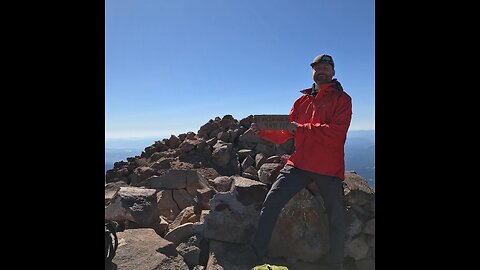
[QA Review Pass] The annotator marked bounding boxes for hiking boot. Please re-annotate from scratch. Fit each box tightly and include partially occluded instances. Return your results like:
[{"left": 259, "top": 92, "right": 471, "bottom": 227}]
[{"left": 251, "top": 264, "right": 289, "bottom": 270}]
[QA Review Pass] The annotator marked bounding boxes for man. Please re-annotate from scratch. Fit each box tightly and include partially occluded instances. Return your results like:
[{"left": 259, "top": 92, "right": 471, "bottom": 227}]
[{"left": 249, "top": 54, "right": 352, "bottom": 270}]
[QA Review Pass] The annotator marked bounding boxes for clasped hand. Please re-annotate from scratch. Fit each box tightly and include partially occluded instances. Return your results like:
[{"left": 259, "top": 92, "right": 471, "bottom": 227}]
[{"left": 286, "top": 121, "right": 298, "bottom": 134}]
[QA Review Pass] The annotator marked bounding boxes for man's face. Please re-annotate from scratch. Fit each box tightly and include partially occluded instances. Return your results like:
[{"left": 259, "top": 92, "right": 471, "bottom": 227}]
[{"left": 311, "top": 62, "right": 334, "bottom": 85}]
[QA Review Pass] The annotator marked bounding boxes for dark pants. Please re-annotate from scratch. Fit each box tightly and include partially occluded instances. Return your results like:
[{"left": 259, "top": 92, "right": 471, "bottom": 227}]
[{"left": 251, "top": 165, "right": 346, "bottom": 264}]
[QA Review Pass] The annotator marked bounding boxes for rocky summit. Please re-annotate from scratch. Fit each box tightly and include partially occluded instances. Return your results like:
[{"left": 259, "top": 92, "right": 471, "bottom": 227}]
[{"left": 105, "top": 114, "right": 375, "bottom": 270}]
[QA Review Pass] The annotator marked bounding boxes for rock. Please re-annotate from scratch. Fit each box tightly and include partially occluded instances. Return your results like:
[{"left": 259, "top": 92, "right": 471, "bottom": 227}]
[
  {"left": 164, "top": 222, "right": 195, "bottom": 245},
  {"left": 210, "top": 176, "right": 234, "bottom": 192},
  {"left": 268, "top": 189, "right": 330, "bottom": 262},
  {"left": 105, "top": 187, "right": 159, "bottom": 227},
  {"left": 204, "top": 192, "right": 261, "bottom": 244},
  {"left": 346, "top": 234, "right": 369, "bottom": 260},
  {"left": 363, "top": 218, "right": 375, "bottom": 235},
  {"left": 258, "top": 163, "right": 284, "bottom": 184},
  {"left": 113, "top": 228, "right": 188, "bottom": 270}
]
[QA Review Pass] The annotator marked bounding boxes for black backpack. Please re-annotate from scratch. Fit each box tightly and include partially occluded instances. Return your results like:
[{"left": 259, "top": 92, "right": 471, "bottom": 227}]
[{"left": 105, "top": 220, "right": 118, "bottom": 269}]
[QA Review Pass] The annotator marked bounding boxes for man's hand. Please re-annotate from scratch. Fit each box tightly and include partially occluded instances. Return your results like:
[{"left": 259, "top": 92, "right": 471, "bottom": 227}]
[
  {"left": 250, "top": 123, "right": 259, "bottom": 134},
  {"left": 286, "top": 121, "right": 298, "bottom": 134}
]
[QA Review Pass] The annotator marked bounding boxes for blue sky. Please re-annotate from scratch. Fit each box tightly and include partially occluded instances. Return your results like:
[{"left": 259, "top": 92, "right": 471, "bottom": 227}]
[{"left": 105, "top": 0, "right": 375, "bottom": 145}]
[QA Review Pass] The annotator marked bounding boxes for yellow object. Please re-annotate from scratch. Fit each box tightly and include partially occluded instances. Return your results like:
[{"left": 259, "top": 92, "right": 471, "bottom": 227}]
[{"left": 251, "top": 264, "right": 289, "bottom": 270}]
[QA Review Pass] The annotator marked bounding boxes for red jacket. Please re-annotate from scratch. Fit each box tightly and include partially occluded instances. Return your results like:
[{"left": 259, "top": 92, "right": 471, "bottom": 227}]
[{"left": 257, "top": 80, "right": 352, "bottom": 180}]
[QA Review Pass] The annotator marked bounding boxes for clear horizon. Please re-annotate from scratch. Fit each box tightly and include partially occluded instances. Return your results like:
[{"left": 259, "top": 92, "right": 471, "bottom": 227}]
[
  {"left": 105, "top": 128, "right": 375, "bottom": 141},
  {"left": 106, "top": 0, "right": 375, "bottom": 139},
  {"left": 105, "top": 129, "right": 374, "bottom": 149}
]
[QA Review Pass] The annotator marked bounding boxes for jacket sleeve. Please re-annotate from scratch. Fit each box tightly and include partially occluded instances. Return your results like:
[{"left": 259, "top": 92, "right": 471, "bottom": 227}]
[{"left": 296, "top": 94, "right": 352, "bottom": 143}]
